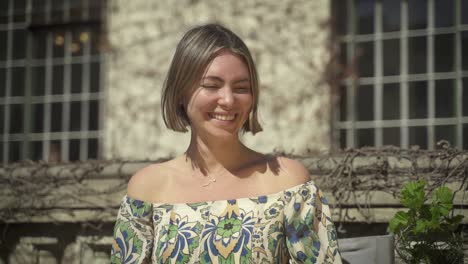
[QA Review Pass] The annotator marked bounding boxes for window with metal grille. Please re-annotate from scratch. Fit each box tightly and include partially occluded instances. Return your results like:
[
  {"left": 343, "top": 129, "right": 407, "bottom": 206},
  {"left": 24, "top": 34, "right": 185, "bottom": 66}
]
[
  {"left": 0, "top": 0, "right": 106, "bottom": 164},
  {"left": 333, "top": 0, "right": 468, "bottom": 150}
]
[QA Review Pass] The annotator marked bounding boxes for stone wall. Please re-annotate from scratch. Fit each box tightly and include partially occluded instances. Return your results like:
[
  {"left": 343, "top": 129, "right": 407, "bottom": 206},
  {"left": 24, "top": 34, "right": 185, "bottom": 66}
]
[
  {"left": 1, "top": 148, "right": 467, "bottom": 263},
  {"left": 104, "top": 0, "right": 332, "bottom": 159}
]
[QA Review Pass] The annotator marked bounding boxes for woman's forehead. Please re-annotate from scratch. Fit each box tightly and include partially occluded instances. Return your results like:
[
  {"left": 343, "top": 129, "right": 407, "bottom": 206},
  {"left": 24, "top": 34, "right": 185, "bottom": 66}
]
[{"left": 202, "top": 51, "right": 249, "bottom": 78}]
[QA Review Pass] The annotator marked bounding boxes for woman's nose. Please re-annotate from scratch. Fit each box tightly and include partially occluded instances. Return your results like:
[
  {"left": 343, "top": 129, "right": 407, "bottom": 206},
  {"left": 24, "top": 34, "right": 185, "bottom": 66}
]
[{"left": 218, "top": 87, "right": 234, "bottom": 107}]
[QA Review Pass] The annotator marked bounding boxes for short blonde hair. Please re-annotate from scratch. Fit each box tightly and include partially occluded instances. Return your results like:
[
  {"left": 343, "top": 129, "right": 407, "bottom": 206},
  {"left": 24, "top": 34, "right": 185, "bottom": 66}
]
[{"left": 161, "top": 23, "right": 262, "bottom": 134}]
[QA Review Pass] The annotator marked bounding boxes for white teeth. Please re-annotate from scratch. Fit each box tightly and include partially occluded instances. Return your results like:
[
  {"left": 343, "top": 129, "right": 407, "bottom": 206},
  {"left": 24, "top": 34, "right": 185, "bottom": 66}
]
[{"left": 211, "top": 114, "right": 235, "bottom": 121}]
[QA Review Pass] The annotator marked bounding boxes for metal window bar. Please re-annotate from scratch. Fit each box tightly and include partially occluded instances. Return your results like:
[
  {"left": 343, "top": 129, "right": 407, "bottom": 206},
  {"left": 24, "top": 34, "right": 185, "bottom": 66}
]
[
  {"left": 427, "top": 0, "right": 435, "bottom": 149},
  {"left": 80, "top": 26, "right": 91, "bottom": 160},
  {"left": 2, "top": 0, "right": 13, "bottom": 164},
  {"left": 346, "top": 0, "right": 356, "bottom": 148},
  {"left": 455, "top": 0, "right": 463, "bottom": 148},
  {"left": 374, "top": 1, "right": 383, "bottom": 147},
  {"left": 400, "top": 0, "right": 409, "bottom": 148}
]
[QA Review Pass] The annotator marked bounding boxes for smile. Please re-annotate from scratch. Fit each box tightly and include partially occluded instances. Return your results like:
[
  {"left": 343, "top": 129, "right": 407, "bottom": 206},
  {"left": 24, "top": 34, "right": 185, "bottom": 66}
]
[{"left": 209, "top": 113, "right": 236, "bottom": 121}]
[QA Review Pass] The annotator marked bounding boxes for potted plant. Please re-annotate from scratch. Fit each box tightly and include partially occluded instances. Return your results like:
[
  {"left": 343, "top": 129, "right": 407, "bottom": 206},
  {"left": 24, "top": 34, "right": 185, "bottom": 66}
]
[{"left": 389, "top": 180, "right": 465, "bottom": 263}]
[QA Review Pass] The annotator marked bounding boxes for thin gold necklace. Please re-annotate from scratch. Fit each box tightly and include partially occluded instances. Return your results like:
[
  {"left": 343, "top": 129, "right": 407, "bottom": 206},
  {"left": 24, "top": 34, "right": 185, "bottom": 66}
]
[{"left": 194, "top": 167, "right": 226, "bottom": 187}]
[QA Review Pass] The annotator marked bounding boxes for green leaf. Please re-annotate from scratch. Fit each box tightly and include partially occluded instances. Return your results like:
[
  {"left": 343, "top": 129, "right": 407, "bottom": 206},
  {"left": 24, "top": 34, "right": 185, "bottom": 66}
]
[
  {"left": 389, "top": 211, "right": 409, "bottom": 233},
  {"left": 414, "top": 219, "right": 431, "bottom": 234},
  {"left": 432, "top": 186, "right": 453, "bottom": 216},
  {"left": 446, "top": 214, "right": 464, "bottom": 227},
  {"left": 400, "top": 180, "right": 426, "bottom": 210}
]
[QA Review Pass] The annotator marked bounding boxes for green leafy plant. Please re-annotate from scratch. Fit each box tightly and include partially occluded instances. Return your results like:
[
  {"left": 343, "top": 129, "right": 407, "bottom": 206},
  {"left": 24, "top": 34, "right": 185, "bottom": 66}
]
[{"left": 389, "top": 180, "right": 464, "bottom": 264}]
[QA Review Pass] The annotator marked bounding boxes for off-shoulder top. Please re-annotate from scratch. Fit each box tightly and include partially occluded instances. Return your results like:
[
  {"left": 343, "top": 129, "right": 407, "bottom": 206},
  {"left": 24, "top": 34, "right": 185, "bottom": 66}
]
[{"left": 111, "top": 180, "right": 342, "bottom": 263}]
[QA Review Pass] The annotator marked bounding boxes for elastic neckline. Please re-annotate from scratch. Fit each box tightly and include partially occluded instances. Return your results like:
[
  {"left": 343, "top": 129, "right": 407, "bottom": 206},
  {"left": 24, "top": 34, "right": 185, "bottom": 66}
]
[{"left": 125, "top": 179, "right": 315, "bottom": 207}]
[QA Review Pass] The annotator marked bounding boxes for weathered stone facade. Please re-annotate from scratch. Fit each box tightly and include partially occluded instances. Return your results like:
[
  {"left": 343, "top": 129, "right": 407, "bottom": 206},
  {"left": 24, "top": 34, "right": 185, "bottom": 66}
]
[
  {"left": 1, "top": 149, "right": 467, "bottom": 263},
  {"left": 104, "top": 0, "right": 332, "bottom": 159}
]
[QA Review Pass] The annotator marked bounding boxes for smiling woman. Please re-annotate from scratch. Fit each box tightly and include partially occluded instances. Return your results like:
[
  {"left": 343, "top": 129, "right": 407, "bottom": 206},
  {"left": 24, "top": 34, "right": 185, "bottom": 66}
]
[{"left": 111, "top": 23, "right": 342, "bottom": 263}]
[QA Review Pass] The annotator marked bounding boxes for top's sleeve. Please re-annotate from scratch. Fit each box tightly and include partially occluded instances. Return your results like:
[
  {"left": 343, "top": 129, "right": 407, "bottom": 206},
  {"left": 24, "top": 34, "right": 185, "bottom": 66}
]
[
  {"left": 111, "top": 196, "right": 154, "bottom": 264},
  {"left": 284, "top": 183, "right": 342, "bottom": 264}
]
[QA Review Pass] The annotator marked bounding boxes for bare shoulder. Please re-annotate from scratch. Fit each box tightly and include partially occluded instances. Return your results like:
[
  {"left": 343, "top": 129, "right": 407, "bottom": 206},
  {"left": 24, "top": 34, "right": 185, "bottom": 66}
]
[
  {"left": 127, "top": 161, "right": 172, "bottom": 202},
  {"left": 276, "top": 156, "right": 311, "bottom": 185}
]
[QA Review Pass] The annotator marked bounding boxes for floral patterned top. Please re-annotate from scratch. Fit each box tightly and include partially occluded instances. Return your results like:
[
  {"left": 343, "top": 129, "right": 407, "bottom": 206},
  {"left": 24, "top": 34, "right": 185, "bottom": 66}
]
[{"left": 111, "top": 180, "right": 342, "bottom": 264}]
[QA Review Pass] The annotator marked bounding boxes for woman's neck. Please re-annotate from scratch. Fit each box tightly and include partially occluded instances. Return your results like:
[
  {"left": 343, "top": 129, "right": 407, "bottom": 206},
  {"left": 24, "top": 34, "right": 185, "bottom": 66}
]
[{"left": 185, "top": 134, "right": 249, "bottom": 174}]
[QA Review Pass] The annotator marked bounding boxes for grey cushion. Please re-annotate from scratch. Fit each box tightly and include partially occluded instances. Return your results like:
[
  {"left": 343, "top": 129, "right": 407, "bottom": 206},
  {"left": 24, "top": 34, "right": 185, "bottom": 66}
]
[{"left": 338, "top": 235, "right": 394, "bottom": 264}]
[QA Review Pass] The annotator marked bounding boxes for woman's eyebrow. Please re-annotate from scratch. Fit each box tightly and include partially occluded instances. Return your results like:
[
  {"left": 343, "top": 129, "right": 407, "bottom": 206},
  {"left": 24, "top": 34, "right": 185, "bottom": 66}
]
[
  {"left": 201, "top": 76, "right": 223, "bottom": 82},
  {"left": 233, "top": 78, "right": 250, "bottom": 84},
  {"left": 201, "top": 76, "right": 250, "bottom": 84}
]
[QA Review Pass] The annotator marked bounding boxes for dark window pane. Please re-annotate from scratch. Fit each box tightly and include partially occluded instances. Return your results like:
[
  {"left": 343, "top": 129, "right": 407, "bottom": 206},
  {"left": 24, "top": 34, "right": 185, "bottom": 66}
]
[
  {"left": 340, "top": 129, "right": 346, "bottom": 149},
  {"left": 435, "top": 125, "right": 456, "bottom": 147},
  {"left": 11, "top": 67, "right": 25, "bottom": 96},
  {"left": 462, "top": 31, "right": 468, "bottom": 71},
  {"left": 383, "top": 83, "right": 400, "bottom": 120},
  {"left": 383, "top": 39, "right": 400, "bottom": 76},
  {"left": 71, "top": 30, "right": 85, "bottom": 57},
  {"left": 434, "top": 34, "right": 454, "bottom": 73},
  {"left": 33, "top": 31, "right": 47, "bottom": 59},
  {"left": 356, "top": 41, "right": 374, "bottom": 77},
  {"left": 356, "top": 0, "right": 374, "bottom": 35},
  {"left": 30, "top": 141, "right": 42, "bottom": 161},
  {"left": 435, "top": 79, "right": 455, "bottom": 118},
  {"left": 339, "top": 85, "right": 347, "bottom": 121},
  {"left": 70, "top": 0, "right": 84, "bottom": 22},
  {"left": 90, "top": 62, "right": 100, "bottom": 92},
  {"left": 409, "top": 126, "right": 427, "bottom": 149},
  {"left": 409, "top": 36, "right": 427, "bottom": 74},
  {"left": 31, "top": 0, "right": 47, "bottom": 25},
  {"left": 0, "top": 1, "right": 9, "bottom": 24},
  {"left": 53, "top": 31, "right": 65, "bottom": 58},
  {"left": 31, "top": 104, "right": 44, "bottom": 133},
  {"left": 409, "top": 81, "right": 427, "bottom": 119},
  {"left": 32, "top": 66, "right": 45, "bottom": 96},
  {"left": 464, "top": 124, "right": 468, "bottom": 149},
  {"left": 0, "top": 31, "right": 7, "bottom": 61},
  {"left": 332, "top": 0, "right": 348, "bottom": 35},
  {"left": 48, "top": 140, "right": 61, "bottom": 163},
  {"left": 50, "top": 0, "right": 64, "bottom": 24},
  {"left": 408, "top": 0, "right": 427, "bottom": 30},
  {"left": 435, "top": 0, "right": 454, "bottom": 28},
  {"left": 69, "top": 139, "right": 80, "bottom": 161},
  {"left": 356, "top": 85, "right": 373, "bottom": 121},
  {"left": 51, "top": 103, "right": 62, "bottom": 132},
  {"left": 89, "top": 1, "right": 105, "bottom": 21},
  {"left": 88, "top": 138, "right": 98, "bottom": 159},
  {"left": 90, "top": 29, "right": 102, "bottom": 55},
  {"left": 12, "top": 0, "right": 26, "bottom": 23},
  {"left": 382, "top": 0, "right": 400, "bottom": 32},
  {"left": 71, "top": 63, "right": 82, "bottom": 93},
  {"left": 0, "top": 141, "right": 3, "bottom": 163},
  {"left": 0, "top": 105, "right": 3, "bottom": 132},
  {"left": 9, "top": 104, "right": 23, "bottom": 133},
  {"left": 52, "top": 64, "right": 64, "bottom": 94},
  {"left": 70, "top": 101, "right": 81, "bottom": 131},
  {"left": 0, "top": 69, "right": 5, "bottom": 97},
  {"left": 339, "top": 42, "right": 347, "bottom": 66},
  {"left": 89, "top": 100, "right": 99, "bottom": 130},
  {"left": 9, "top": 141, "right": 21, "bottom": 162},
  {"left": 463, "top": 1, "right": 468, "bottom": 25},
  {"left": 357, "top": 128, "right": 374, "bottom": 147},
  {"left": 13, "top": 30, "right": 26, "bottom": 60},
  {"left": 383, "top": 127, "right": 400, "bottom": 146},
  {"left": 464, "top": 78, "right": 468, "bottom": 116}
]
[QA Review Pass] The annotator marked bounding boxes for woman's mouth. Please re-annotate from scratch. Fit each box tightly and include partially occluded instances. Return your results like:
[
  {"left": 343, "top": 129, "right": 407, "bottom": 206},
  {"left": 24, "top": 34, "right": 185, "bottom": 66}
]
[{"left": 209, "top": 113, "right": 236, "bottom": 121}]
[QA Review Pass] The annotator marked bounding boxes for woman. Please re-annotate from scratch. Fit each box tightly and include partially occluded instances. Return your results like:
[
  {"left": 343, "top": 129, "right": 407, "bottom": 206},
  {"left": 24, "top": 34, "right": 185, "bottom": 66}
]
[{"left": 111, "top": 23, "right": 341, "bottom": 263}]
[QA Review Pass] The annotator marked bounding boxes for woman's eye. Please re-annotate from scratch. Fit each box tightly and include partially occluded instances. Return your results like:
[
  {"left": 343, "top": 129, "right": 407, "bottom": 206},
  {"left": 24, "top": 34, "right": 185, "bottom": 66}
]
[
  {"left": 201, "top": 84, "right": 219, "bottom": 89},
  {"left": 234, "top": 88, "right": 250, "bottom": 93}
]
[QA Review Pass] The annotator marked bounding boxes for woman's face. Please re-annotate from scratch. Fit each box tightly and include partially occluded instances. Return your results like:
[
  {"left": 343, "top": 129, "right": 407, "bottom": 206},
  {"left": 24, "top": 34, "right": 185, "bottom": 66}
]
[{"left": 186, "top": 50, "right": 253, "bottom": 140}]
